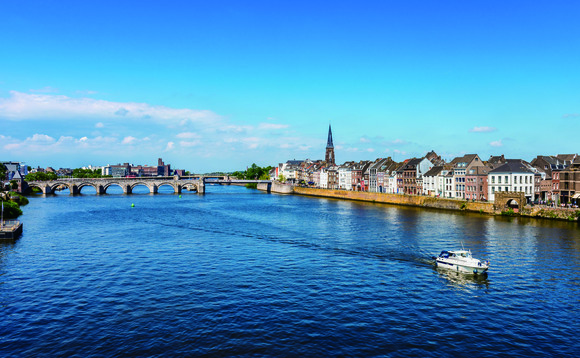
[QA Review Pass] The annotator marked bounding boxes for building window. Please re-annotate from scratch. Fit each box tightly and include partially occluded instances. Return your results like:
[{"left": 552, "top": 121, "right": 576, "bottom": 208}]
[
  {"left": 505, "top": 176, "right": 509, "bottom": 183},
  {"left": 498, "top": 176, "right": 501, "bottom": 184}
]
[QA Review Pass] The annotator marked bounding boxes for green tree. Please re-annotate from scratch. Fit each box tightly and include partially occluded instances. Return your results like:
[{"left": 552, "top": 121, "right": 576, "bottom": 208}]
[
  {"left": 0, "top": 163, "right": 6, "bottom": 181},
  {"left": 278, "top": 174, "right": 286, "bottom": 183},
  {"left": 232, "top": 164, "right": 273, "bottom": 181},
  {"left": 25, "top": 172, "right": 58, "bottom": 181},
  {"left": 1, "top": 200, "right": 22, "bottom": 219}
]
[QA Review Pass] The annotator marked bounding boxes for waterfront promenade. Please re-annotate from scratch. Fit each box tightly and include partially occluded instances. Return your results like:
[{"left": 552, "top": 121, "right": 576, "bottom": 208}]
[{"left": 288, "top": 186, "right": 580, "bottom": 221}]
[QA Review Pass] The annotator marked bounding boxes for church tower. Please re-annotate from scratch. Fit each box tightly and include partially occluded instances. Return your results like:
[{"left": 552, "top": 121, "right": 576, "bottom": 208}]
[{"left": 325, "top": 124, "right": 335, "bottom": 165}]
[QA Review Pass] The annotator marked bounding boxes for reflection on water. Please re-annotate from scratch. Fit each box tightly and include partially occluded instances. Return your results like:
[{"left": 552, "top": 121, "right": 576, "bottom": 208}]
[{"left": 434, "top": 267, "right": 490, "bottom": 291}]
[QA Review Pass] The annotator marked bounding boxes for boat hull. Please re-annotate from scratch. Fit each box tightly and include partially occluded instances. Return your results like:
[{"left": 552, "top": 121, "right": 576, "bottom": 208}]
[{"left": 436, "top": 259, "right": 489, "bottom": 275}]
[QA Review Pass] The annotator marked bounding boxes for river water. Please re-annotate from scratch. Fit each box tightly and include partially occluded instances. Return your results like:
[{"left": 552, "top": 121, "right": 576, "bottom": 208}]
[{"left": 1, "top": 185, "right": 579, "bottom": 357}]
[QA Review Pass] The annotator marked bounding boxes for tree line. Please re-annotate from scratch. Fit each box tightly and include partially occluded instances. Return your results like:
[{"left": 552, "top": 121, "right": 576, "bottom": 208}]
[{"left": 231, "top": 164, "right": 272, "bottom": 180}]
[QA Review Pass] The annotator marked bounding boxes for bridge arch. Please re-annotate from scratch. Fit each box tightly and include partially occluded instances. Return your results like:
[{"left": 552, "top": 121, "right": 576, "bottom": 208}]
[
  {"left": 103, "top": 182, "right": 130, "bottom": 194},
  {"left": 181, "top": 182, "right": 199, "bottom": 193},
  {"left": 130, "top": 182, "right": 155, "bottom": 194},
  {"left": 77, "top": 182, "right": 99, "bottom": 194},
  {"left": 156, "top": 181, "right": 179, "bottom": 193}
]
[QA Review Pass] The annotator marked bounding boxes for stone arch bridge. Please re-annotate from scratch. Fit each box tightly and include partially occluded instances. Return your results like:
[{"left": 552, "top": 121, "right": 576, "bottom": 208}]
[
  {"left": 24, "top": 176, "right": 272, "bottom": 195},
  {"left": 25, "top": 176, "right": 205, "bottom": 195}
]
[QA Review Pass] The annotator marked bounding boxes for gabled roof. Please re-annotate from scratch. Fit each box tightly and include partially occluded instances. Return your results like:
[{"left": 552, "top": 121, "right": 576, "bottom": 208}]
[
  {"left": 489, "top": 160, "right": 533, "bottom": 174},
  {"left": 286, "top": 160, "right": 304, "bottom": 166},
  {"left": 487, "top": 155, "right": 506, "bottom": 164},
  {"left": 424, "top": 166, "right": 443, "bottom": 177},
  {"left": 466, "top": 166, "right": 490, "bottom": 176},
  {"left": 451, "top": 154, "right": 480, "bottom": 168}
]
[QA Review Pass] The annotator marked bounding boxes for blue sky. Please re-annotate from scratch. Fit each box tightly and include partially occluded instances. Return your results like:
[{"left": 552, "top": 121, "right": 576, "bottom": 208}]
[{"left": 1, "top": 1, "right": 579, "bottom": 172}]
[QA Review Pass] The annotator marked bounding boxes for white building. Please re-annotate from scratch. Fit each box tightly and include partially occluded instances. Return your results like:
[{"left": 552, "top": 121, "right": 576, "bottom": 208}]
[
  {"left": 423, "top": 166, "right": 443, "bottom": 196},
  {"left": 338, "top": 164, "right": 353, "bottom": 190},
  {"left": 488, "top": 161, "right": 535, "bottom": 203}
]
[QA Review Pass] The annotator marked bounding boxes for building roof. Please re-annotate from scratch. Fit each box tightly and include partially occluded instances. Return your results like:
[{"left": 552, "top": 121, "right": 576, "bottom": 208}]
[
  {"left": 489, "top": 160, "right": 534, "bottom": 174},
  {"left": 466, "top": 166, "right": 490, "bottom": 176},
  {"left": 424, "top": 166, "right": 443, "bottom": 177},
  {"left": 450, "top": 154, "right": 480, "bottom": 168}
]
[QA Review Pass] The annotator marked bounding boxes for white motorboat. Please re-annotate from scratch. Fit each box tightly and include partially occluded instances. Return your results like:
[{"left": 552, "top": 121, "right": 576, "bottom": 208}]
[{"left": 434, "top": 250, "right": 489, "bottom": 275}]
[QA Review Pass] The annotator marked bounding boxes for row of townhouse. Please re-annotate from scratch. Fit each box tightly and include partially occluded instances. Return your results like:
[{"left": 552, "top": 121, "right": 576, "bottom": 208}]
[{"left": 274, "top": 153, "right": 580, "bottom": 204}]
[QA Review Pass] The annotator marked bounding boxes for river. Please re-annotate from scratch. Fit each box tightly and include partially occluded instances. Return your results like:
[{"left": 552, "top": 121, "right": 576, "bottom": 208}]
[{"left": 1, "top": 185, "right": 579, "bottom": 357}]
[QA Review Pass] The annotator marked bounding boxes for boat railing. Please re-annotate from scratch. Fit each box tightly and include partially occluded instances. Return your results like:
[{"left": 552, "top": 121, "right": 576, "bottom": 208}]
[{"left": 0, "top": 220, "right": 21, "bottom": 230}]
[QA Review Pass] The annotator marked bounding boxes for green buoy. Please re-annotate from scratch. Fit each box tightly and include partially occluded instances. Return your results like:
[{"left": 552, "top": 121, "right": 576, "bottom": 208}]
[
  {"left": 131, "top": 203, "right": 135, "bottom": 207},
  {"left": 179, "top": 195, "right": 182, "bottom": 198}
]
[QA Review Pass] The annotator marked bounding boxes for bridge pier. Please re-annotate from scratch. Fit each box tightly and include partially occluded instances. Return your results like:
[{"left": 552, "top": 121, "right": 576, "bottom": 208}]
[
  {"left": 96, "top": 185, "right": 105, "bottom": 195},
  {"left": 69, "top": 185, "right": 80, "bottom": 195}
]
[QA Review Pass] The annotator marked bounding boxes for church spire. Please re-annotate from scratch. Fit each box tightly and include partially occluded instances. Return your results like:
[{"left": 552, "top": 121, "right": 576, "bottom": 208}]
[
  {"left": 326, "top": 124, "right": 334, "bottom": 148},
  {"left": 325, "top": 124, "right": 335, "bottom": 165}
]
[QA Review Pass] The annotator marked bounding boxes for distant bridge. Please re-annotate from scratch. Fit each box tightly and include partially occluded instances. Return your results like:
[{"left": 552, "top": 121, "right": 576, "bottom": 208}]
[{"left": 24, "top": 176, "right": 271, "bottom": 195}]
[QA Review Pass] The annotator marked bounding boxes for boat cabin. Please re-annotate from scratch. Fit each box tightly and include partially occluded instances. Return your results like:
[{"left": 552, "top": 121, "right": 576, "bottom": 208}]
[{"left": 438, "top": 250, "right": 472, "bottom": 258}]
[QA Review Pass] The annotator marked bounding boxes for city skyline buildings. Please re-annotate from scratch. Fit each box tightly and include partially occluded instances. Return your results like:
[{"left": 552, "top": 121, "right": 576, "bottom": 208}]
[{"left": 1, "top": 1, "right": 579, "bottom": 172}]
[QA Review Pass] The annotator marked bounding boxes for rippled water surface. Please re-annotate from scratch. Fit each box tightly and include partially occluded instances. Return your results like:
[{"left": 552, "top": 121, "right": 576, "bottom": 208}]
[{"left": 1, "top": 185, "right": 579, "bottom": 357}]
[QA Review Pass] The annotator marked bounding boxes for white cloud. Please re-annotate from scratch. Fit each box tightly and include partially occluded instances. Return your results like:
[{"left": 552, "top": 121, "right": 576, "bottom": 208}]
[
  {"left": 29, "top": 134, "right": 56, "bottom": 143},
  {"left": 0, "top": 91, "right": 220, "bottom": 125},
  {"left": 95, "top": 122, "right": 104, "bottom": 128},
  {"left": 165, "top": 142, "right": 175, "bottom": 151},
  {"left": 122, "top": 136, "right": 137, "bottom": 144},
  {"left": 470, "top": 126, "right": 497, "bottom": 133},
  {"left": 490, "top": 140, "right": 503, "bottom": 147},
  {"left": 176, "top": 132, "right": 201, "bottom": 139},
  {"left": 217, "top": 124, "right": 252, "bottom": 133},
  {"left": 360, "top": 137, "right": 370, "bottom": 143},
  {"left": 367, "top": 148, "right": 375, "bottom": 152},
  {"left": 562, "top": 113, "right": 579, "bottom": 118}
]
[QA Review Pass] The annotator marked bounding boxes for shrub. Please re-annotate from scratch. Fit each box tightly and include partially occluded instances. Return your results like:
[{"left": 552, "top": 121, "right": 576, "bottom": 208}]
[
  {"left": 1, "top": 200, "right": 22, "bottom": 219},
  {"left": 501, "top": 208, "right": 516, "bottom": 216},
  {"left": 8, "top": 192, "right": 29, "bottom": 206}
]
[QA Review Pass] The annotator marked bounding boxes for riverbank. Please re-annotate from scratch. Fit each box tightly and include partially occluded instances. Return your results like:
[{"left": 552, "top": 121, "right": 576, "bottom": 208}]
[
  {"left": 290, "top": 187, "right": 579, "bottom": 222},
  {"left": 293, "top": 187, "right": 494, "bottom": 213}
]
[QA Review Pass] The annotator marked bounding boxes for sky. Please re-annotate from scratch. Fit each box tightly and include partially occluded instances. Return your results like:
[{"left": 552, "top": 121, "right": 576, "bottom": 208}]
[{"left": 1, "top": 1, "right": 579, "bottom": 172}]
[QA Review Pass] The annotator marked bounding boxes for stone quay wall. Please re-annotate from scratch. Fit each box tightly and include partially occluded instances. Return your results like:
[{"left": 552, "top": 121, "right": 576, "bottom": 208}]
[
  {"left": 257, "top": 182, "right": 294, "bottom": 194},
  {"left": 293, "top": 187, "right": 495, "bottom": 214}
]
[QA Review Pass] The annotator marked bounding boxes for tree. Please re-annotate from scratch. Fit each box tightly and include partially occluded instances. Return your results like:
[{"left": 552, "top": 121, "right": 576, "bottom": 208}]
[
  {"left": 25, "top": 172, "right": 58, "bottom": 181},
  {"left": 1, "top": 200, "right": 22, "bottom": 219},
  {"left": 0, "top": 163, "right": 6, "bottom": 181},
  {"left": 278, "top": 174, "right": 286, "bottom": 183}
]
